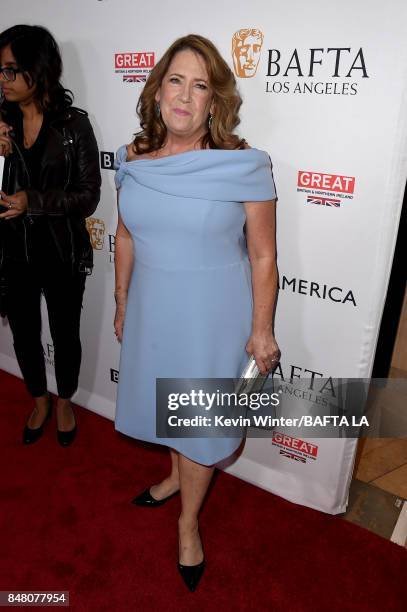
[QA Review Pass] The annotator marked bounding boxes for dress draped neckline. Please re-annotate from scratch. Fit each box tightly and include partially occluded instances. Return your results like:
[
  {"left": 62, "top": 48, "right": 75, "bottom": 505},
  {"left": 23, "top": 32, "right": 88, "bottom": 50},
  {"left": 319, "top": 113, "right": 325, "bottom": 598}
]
[{"left": 114, "top": 145, "right": 276, "bottom": 203}]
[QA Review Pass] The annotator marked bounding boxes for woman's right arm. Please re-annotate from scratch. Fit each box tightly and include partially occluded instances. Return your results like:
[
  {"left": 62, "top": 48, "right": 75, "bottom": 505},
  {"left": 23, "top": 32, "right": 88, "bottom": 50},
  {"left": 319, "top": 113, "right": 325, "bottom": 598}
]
[{"left": 114, "top": 199, "right": 134, "bottom": 342}]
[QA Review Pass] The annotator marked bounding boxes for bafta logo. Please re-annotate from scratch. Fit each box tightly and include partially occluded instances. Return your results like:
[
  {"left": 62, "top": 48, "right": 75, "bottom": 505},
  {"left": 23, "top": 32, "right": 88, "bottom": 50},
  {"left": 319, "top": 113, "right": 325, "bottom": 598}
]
[
  {"left": 232, "top": 28, "right": 264, "bottom": 78},
  {"left": 86, "top": 217, "right": 106, "bottom": 250}
]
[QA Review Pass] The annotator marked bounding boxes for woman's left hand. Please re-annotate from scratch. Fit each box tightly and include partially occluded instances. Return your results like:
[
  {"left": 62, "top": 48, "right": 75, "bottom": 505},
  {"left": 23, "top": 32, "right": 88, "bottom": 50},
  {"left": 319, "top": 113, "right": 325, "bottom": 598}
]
[
  {"left": 246, "top": 330, "right": 281, "bottom": 375},
  {"left": 0, "top": 191, "right": 28, "bottom": 219}
]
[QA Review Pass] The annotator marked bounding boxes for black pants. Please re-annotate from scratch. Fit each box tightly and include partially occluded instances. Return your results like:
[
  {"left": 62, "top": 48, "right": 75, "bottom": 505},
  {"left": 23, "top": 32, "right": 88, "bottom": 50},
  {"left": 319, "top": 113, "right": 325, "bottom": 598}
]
[{"left": 5, "top": 259, "right": 86, "bottom": 399}]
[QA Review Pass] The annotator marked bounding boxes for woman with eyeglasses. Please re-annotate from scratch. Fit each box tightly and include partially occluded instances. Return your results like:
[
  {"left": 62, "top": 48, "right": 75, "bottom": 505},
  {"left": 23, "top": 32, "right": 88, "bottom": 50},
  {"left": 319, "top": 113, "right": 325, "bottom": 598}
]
[{"left": 0, "top": 25, "right": 101, "bottom": 446}]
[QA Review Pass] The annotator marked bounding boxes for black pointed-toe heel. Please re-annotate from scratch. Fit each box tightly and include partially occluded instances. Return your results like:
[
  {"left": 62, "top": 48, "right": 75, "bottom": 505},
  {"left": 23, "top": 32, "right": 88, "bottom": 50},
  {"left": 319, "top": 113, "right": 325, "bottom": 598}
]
[
  {"left": 177, "top": 559, "right": 205, "bottom": 592},
  {"left": 131, "top": 487, "right": 179, "bottom": 507},
  {"left": 22, "top": 396, "right": 52, "bottom": 445},
  {"left": 57, "top": 422, "right": 77, "bottom": 447}
]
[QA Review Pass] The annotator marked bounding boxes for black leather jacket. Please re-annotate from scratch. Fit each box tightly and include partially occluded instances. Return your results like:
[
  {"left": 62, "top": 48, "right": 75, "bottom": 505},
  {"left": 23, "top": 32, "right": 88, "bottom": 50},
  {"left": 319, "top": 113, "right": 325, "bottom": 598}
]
[{"left": 0, "top": 105, "right": 101, "bottom": 276}]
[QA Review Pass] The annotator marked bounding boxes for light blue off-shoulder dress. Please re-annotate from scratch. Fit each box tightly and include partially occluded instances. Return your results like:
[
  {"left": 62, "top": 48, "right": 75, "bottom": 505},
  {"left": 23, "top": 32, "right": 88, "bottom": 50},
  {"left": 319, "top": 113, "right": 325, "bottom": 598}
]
[{"left": 114, "top": 146, "right": 276, "bottom": 465}]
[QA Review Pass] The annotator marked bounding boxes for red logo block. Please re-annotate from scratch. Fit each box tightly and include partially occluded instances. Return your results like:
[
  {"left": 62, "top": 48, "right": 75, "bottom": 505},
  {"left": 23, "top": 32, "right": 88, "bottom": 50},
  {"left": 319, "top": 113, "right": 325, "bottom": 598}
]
[
  {"left": 273, "top": 431, "right": 318, "bottom": 457},
  {"left": 114, "top": 52, "right": 155, "bottom": 69},
  {"left": 298, "top": 171, "right": 355, "bottom": 194}
]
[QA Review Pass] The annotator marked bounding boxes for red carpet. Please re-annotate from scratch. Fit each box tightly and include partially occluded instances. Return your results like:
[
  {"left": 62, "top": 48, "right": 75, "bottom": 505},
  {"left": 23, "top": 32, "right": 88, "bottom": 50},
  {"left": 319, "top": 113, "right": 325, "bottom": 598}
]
[{"left": 1, "top": 369, "right": 406, "bottom": 611}]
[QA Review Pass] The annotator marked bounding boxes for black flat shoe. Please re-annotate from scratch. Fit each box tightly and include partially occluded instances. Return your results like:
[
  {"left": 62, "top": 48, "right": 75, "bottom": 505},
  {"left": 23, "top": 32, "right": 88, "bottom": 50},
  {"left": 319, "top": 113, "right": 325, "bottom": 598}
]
[
  {"left": 177, "top": 559, "right": 205, "bottom": 592},
  {"left": 23, "top": 396, "right": 52, "bottom": 445},
  {"left": 131, "top": 487, "right": 179, "bottom": 507},
  {"left": 57, "top": 422, "right": 77, "bottom": 447}
]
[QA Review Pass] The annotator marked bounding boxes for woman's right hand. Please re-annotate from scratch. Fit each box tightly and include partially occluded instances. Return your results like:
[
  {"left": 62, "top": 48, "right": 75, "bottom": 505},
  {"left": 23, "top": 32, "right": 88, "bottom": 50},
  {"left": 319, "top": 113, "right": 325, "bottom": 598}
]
[
  {"left": 114, "top": 302, "right": 126, "bottom": 342},
  {"left": 0, "top": 121, "right": 13, "bottom": 157}
]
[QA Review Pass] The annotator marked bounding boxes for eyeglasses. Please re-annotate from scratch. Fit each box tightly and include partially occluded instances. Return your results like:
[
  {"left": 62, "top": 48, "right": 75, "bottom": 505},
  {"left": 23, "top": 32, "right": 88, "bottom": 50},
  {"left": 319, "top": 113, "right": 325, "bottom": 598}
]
[{"left": 0, "top": 67, "right": 23, "bottom": 82}]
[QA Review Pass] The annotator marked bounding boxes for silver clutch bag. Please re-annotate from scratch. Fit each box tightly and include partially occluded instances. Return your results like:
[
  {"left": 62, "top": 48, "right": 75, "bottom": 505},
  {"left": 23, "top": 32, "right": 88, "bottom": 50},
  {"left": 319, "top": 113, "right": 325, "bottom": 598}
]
[{"left": 234, "top": 355, "right": 270, "bottom": 395}]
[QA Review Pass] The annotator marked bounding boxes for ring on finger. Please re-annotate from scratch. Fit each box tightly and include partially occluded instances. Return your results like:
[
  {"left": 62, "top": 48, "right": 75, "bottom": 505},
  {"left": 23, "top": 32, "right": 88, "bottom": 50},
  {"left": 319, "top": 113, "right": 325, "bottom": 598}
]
[{"left": 7, "top": 202, "right": 12, "bottom": 209}]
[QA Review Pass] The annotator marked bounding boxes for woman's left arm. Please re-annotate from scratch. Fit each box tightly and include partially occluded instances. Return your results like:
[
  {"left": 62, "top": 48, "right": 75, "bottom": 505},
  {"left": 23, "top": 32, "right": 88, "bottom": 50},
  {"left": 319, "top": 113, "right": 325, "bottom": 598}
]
[
  {"left": 27, "top": 114, "right": 101, "bottom": 218},
  {"left": 0, "top": 114, "right": 101, "bottom": 220},
  {"left": 244, "top": 199, "right": 281, "bottom": 374}
]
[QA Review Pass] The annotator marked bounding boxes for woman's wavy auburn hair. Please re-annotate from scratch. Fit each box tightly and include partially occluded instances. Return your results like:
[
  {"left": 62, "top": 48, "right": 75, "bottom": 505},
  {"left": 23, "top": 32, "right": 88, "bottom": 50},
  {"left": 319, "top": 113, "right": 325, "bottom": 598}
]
[{"left": 132, "top": 34, "right": 245, "bottom": 154}]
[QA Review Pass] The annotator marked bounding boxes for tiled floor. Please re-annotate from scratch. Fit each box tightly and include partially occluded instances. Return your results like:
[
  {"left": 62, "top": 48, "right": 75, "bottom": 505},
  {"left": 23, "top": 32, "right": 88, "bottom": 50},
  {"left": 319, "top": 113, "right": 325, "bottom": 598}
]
[
  {"left": 356, "top": 438, "right": 407, "bottom": 497},
  {"left": 344, "top": 478, "right": 405, "bottom": 541},
  {"left": 349, "top": 368, "right": 407, "bottom": 547}
]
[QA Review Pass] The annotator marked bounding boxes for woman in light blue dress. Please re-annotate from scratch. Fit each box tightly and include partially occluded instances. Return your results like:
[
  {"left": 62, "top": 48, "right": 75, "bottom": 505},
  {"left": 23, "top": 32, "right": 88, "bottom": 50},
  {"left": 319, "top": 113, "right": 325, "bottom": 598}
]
[{"left": 114, "top": 34, "right": 280, "bottom": 592}]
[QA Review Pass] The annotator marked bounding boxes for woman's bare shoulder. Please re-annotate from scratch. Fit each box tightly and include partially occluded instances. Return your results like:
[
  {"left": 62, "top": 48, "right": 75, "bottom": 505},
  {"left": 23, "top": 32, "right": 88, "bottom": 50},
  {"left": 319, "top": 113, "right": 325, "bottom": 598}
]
[
  {"left": 126, "top": 143, "right": 160, "bottom": 161},
  {"left": 125, "top": 143, "right": 135, "bottom": 161}
]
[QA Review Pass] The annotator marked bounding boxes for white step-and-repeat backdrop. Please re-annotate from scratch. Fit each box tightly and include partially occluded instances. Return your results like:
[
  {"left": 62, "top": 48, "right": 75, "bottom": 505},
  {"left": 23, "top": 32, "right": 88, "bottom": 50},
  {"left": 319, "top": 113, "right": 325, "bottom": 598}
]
[{"left": 1, "top": 0, "right": 406, "bottom": 514}]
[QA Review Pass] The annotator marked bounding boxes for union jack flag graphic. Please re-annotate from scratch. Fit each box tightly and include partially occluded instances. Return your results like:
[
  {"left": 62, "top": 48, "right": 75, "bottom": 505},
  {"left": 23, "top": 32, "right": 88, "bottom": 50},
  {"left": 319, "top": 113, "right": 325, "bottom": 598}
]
[
  {"left": 306, "top": 196, "right": 341, "bottom": 207},
  {"left": 123, "top": 74, "right": 147, "bottom": 83},
  {"left": 280, "top": 449, "right": 307, "bottom": 463}
]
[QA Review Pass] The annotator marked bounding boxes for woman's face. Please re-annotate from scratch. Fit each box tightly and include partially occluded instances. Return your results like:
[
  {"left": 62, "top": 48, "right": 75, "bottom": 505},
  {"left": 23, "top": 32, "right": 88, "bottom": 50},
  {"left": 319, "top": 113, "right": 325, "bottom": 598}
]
[
  {"left": 155, "top": 49, "right": 214, "bottom": 140},
  {"left": 0, "top": 44, "right": 36, "bottom": 104}
]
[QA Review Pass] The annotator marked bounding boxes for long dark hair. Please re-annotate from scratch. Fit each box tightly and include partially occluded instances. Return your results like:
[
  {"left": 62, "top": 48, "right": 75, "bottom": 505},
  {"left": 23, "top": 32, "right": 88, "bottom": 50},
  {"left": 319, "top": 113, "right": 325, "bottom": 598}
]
[
  {"left": 0, "top": 24, "right": 73, "bottom": 114},
  {"left": 133, "top": 34, "right": 245, "bottom": 154}
]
